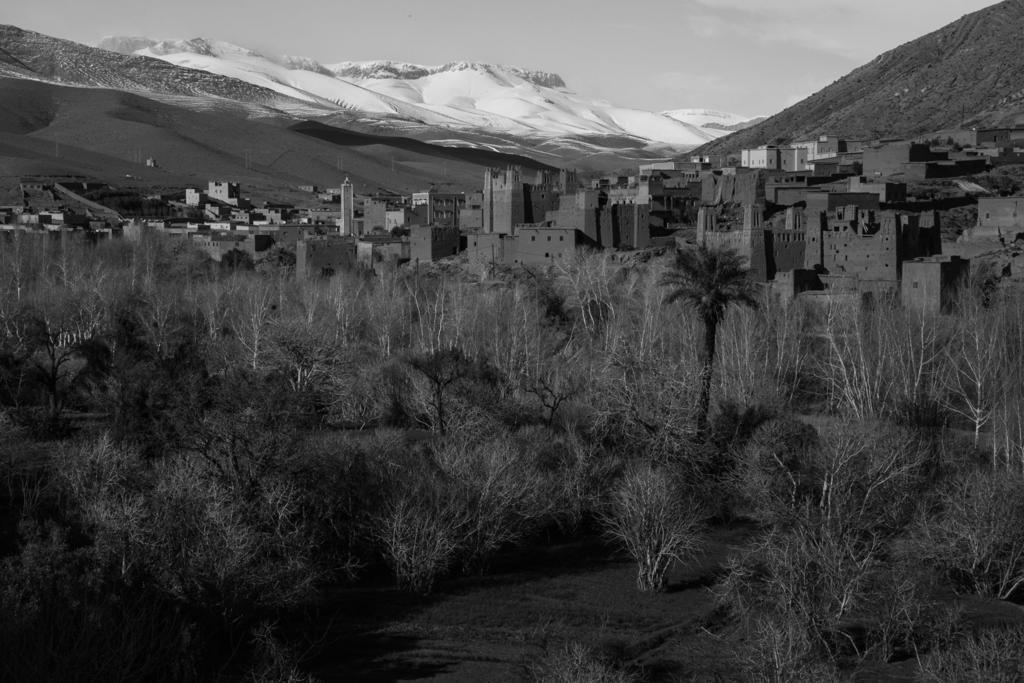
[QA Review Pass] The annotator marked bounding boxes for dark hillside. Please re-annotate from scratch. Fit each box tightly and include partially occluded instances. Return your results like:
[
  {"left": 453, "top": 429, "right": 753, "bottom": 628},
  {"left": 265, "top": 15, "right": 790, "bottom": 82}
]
[
  {"left": 0, "top": 78, "right": 526, "bottom": 194},
  {"left": 700, "top": 0, "right": 1024, "bottom": 153},
  {"left": 290, "top": 121, "right": 557, "bottom": 172}
]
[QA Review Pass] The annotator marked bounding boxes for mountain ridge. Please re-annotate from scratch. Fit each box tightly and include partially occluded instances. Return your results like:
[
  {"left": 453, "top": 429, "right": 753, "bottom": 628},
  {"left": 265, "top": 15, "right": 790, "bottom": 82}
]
[
  {"left": 89, "top": 31, "right": 755, "bottom": 148},
  {"left": 698, "top": 0, "right": 1024, "bottom": 154}
]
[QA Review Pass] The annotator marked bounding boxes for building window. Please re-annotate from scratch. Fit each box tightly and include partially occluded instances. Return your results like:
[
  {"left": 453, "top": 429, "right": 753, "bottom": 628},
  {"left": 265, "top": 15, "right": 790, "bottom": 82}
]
[
  {"left": 531, "top": 236, "right": 535, "bottom": 241},
  {"left": 545, "top": 253, "right": 549, "bottom": 258}
]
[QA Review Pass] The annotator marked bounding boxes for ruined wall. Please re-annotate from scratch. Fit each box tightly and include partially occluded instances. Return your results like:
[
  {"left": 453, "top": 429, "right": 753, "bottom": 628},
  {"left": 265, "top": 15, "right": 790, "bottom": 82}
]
[
  {"left": 819, "top": 222, "right": 899, "bottom": 281},
  {"left": 466, "top": 233, "right": 509, "bottom": 264},
  {"left": 296, "top": 237, "right": 356, "bottom": 278},
  {"left": 701, "top": 170, "right": 765, "bottom": 206},
  {"left": 897, "top": 213, "right": 941, "bottom": 260},
  {"left": 767, "top": 230, "right": 807, "bottom": 276},
  {"left": 701, "top": 227, "right": 768, "bottom": 282}
]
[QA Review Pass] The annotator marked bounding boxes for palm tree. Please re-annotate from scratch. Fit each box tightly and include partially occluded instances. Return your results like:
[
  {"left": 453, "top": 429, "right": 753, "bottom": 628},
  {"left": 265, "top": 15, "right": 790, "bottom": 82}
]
[{"left": 659, "top": 244, "right": 758, "bottom": 434}]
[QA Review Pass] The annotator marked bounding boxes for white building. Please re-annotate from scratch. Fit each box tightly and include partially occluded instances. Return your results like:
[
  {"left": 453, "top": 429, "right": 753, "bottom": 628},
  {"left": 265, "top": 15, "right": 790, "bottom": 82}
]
[
  {"left": 740, "top": 146, "right": 810, "bottom": 172},
  {"left": 208, "top": 181, "right": 240, "bottom": 207}
]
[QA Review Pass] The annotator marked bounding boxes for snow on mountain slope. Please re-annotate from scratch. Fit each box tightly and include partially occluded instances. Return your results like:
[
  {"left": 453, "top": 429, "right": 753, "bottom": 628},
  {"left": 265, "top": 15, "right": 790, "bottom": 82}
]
[
  {"left": 98, "top": 36, "right": 755, "bottom": 149},
  {"left": 662, "top": 109, "right": 754, "bottom": 128}
]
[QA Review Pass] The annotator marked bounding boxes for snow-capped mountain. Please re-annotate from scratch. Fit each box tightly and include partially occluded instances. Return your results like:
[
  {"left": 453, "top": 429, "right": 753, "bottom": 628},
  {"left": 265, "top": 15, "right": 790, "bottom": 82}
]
[{"left": 96, "top": 35, "right": 756, "bottom": 149}]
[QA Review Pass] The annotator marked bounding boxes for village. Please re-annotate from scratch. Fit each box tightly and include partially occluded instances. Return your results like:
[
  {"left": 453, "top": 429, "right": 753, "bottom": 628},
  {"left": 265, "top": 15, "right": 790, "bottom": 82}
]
[
  {"left": 5, "top": 126, "right": 1024, "bottom": 314},
  {"left": 13, "top": 2, "right": 1024, "bottom": 679}
]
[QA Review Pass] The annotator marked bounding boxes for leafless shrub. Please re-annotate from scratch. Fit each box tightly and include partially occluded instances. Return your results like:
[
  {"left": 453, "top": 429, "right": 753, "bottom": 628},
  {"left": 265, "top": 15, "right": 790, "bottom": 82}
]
[
  {"left": 601, "top": 463, "right": 704, "bottom": 592},
  {"left": 732, "top": 417, "right": 820, "bottom": 525},
  {"left": 720, "top": 520, "right": 883, "bottom": 661},
  {"left": 147, "top": 460, "right": 321, "bottom": 614},
  {"left": 716, "top": 299, "right": 811, "bottom": 411},
  {"left": 56, "top": 436, "right": 322, "bottom": 617},
  {"left": 529, "top": 640, "right": 641, "bottom": 683},
  {"left": 246, "top": 621, "right": 317, "bottom": 683},
  {"left": 733, "top": 420, "right": 929, "bottom": 534},
  {"left": 903, "top": 468, "right": 1024, "bottom": 600},
  {"left": 0, "top": 522, "right": 194, "bottom": 682},
  {"left": 551, "top": 434, "right": 623, "bottom": 533},
  {"left": 733, "top": 616, "right": 842, "bottom": 683},
  {"left": 720, "top": 421, "right": 939, "bottom": 666},
  {"left": 372, "top": 484, "right": 471, "bottom": 593},
  {"left": 917, "top": 626, "right": 1024, "bottom": 682},
  {"left": 433, "top": 437, "right": 556, "bottom": 570}
]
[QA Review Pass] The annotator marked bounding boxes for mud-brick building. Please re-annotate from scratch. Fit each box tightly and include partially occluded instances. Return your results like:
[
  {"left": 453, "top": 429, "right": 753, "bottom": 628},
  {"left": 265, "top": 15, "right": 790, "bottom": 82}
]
[
  {"left": 696, "top": 202, "right": 944, "bottom": 301},
  {"left": 701, "top": 169, "right": 766, "bottom": 206},
  {"left": 410, "top": 225, "right": 460, "bottom": 263},
  {"left": 965, "top": 196, "right": 1024, "bottom": 240},
  {"left": 296, "top": 235, "right": 356, "bottom": 279},
  {"left": 805, "top": 207, "right": 942, "bottom": 284},
  {"left": 412, "top": 191, "right": 465, "bottom": 229},
  {"left": 804, "top": 191, "right": 880, "bottom": 216},
  {"left": 863, "top": 142, "right": 988, "bottom": 179},
  {"left": 901, "top": 256, "right": 970, "bottom": 314},
  {"left": 482, "top": 168, "right": 574, "bottom": 235},
  {"left": 357, "top": 236, "right": 409, "bottom": 270},
  {"left": 465, "top": 226, "right": 594, "bottom": 268},
  {"left": 460, "top": 192, "right": 484, "bottom": 231}
]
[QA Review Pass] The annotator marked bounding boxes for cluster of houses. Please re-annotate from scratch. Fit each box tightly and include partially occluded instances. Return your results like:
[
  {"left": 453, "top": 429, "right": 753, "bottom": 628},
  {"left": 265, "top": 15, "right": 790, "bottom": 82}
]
[
  {"left": 13, "top": 124, "right": 1024, "bottom": 312},
  {"left": 736, "top": 133, "right": 1006, "bottom": 180},
  {"left": 0, "top": 180, "right": 122, "bottom": 236}
]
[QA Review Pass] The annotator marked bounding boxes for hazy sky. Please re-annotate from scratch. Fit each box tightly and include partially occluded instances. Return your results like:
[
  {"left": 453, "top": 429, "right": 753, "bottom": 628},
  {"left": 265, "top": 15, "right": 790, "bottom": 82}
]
[{"left": 5, "top": 0, "right": 1000, "bottom": 117}]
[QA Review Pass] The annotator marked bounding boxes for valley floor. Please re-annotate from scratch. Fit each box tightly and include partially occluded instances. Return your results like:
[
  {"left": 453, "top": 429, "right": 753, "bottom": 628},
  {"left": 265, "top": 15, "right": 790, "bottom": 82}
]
[{"left": 310, "top": 527, "right": 754, "bottom": 682}]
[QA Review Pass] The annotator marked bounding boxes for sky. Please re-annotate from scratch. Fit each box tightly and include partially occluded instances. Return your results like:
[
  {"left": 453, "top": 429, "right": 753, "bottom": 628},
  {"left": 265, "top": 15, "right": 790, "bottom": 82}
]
[{"left": 3, "top": 0, "right": 1001, "bottom": 117}]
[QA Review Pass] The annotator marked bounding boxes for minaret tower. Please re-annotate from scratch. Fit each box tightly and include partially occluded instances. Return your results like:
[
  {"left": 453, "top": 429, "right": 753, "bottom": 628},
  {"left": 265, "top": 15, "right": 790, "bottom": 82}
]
[{"left": 339, "top": 177, "right": 355, "bottom": 236}]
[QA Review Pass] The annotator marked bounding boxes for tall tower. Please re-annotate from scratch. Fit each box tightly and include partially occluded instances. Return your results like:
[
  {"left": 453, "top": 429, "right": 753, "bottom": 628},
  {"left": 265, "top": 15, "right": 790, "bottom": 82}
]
[{"left": 339, "top": 177, "right": 355, "bottom": 236}]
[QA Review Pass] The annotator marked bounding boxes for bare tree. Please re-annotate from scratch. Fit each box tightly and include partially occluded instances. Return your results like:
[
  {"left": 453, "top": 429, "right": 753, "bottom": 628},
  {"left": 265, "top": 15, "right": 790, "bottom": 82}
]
[
  {"left": 602, "top": 464, "right": 704, "bottom": 592},
  {"left": 405, "top": 346, "right": 480, "bottom": 434},
  {"left": 230, "top": 281, "right": 276, "bottom": 371},
  {"left": 941, "top": 303, "right": 1003, "bottom": 451},
  {"left": 907, "top": 469, "right": 1024, "bottom": 600}
]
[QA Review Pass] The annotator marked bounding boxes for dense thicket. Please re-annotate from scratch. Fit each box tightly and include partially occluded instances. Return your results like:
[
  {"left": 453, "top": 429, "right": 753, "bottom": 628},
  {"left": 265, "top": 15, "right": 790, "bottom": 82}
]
[{"left": 2, "top": 231, "right": 1024, "bottom": 679}]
